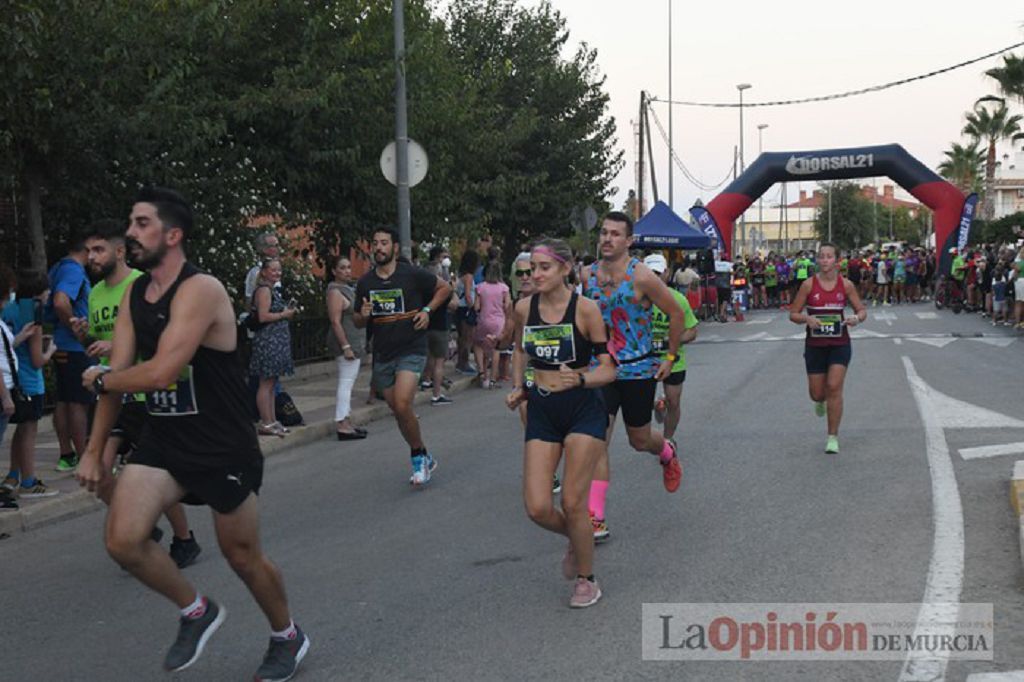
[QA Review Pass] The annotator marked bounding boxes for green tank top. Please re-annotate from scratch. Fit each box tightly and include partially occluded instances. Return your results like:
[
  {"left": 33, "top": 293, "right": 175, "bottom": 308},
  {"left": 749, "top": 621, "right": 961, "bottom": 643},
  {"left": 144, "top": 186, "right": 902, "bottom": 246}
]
[
  {"left": 89, "top": 269, "right": 144, "bottom": 400},
  {"left": 651, "top": 289, "right": 698, "bottom": 373}
]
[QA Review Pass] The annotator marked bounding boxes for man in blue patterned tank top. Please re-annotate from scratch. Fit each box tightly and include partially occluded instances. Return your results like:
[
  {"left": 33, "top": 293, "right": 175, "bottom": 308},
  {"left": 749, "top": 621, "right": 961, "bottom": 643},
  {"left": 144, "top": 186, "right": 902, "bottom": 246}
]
[{"left": 582, "top": 212, "right": 686, "bottom": 543}]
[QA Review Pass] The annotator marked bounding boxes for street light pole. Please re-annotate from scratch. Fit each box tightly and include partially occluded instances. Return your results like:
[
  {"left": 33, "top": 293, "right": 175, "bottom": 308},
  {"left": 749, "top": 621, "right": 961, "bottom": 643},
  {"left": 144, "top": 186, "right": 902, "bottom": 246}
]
[
  {"left": 393, "top": 0, "right": 411, "bottom": 260},
  {"left": 667, "top": 0, "right": 673, "bottom": 210},
  {"left": 757, "top": 123, "right": 768, "bottom": 253},
  {"left": 736, "top": 83, "right": 751, "bottom": 257}
]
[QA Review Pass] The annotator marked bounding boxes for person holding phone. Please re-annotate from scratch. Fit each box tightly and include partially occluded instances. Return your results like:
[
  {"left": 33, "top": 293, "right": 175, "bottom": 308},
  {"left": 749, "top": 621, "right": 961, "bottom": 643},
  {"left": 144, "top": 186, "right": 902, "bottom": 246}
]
[
  {"left": 250, "top": 258, "right": 295, "bottom": 437},
  {"left": 789, "top": 242, "right": 867, "bottom": 455}
]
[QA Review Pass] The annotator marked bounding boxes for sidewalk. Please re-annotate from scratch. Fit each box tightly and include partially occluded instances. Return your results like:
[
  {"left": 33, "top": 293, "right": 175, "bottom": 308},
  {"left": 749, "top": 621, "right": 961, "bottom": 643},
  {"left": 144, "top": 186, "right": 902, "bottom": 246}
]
[{"left": 0, "top": 359, "right": 477, "bottom": 538}]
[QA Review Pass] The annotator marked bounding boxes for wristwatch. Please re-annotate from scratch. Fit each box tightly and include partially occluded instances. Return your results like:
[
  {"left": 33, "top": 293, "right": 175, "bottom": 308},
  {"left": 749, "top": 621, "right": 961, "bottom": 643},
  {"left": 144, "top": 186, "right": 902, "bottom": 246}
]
[
  {"left": 92, "top": 371, "right": 109, "bottom": 395},
  {"left": 421, "top": 306, "right": 432, "bottom": 314}
]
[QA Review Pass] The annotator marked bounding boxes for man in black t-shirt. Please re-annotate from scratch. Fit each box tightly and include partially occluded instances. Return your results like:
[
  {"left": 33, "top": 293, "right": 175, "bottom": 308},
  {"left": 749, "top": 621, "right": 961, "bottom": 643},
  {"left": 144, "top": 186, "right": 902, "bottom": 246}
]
[{"left": 354, "top": 228, "right": 452, "bottom": 486}]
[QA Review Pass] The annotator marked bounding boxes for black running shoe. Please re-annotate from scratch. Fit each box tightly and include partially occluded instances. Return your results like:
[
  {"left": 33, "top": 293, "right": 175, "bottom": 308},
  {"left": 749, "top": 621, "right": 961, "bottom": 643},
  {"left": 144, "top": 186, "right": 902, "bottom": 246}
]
[
  {"left": 150, "top": 526, "right": 164, "bottom": 544},
  {"left": 163, "top": 599, "right": 226, "bottom": 672},
  {"left": 169, "top": 531, "right": 202, "bottom": 569},
  {"left": 254, "top": 626, "right": 310, "bottom": 682}
]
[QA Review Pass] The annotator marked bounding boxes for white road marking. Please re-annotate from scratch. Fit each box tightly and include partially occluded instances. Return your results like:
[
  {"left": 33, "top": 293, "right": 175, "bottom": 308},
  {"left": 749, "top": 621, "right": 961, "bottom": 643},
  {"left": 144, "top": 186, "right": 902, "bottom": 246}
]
[
  {"left": 915, "top": 312, "right": 939, "bottom": 320},
  {"left": 969, "top": 337, "right": 1016, "bottom": 348},
  {"left": 739, "top": 332, "right": 768, "bottom": 342},
  {"left": 907, "top": 337, "right": 958, "bottom": 348},
  {"left": 959, "top": 442, "right": 1024, "bottom": 461},
  {"left": 874, "top": 310, "right": 898, "bottom": 326},
  {"left": 894, "top": 338, "right": 903, "bottom": 345},
  {"left": 899, "top": 357, "right": 965, "bottom": 682},
  {"left": 744, "top": 318, "right": 772, "bottom": 325},
  {"left": 926, "top": 388, "right": 1024, "bottom": 430},
  {"left": 850, "top": 328, "right": 890, "bottom": 339},
  {"left": 965, "top": 673, "right": 1024, "bottom": 681}
]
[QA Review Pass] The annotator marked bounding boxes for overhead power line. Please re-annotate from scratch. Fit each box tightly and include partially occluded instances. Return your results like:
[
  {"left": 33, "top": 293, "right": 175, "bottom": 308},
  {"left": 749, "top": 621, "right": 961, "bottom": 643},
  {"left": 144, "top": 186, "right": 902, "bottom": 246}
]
[
  {"left": 650, "top": 41, "right": 1024, "bottom": 108},
  {"left": 647, "top": 104, "right": 734, "bottom": 191}
]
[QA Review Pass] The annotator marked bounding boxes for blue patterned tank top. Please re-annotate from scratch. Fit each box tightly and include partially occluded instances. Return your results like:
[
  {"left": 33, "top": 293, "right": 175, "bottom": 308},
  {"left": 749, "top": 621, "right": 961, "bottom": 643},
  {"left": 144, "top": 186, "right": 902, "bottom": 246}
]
[{"left": 584, "top": 258, "right": 659, "bottom": 380}]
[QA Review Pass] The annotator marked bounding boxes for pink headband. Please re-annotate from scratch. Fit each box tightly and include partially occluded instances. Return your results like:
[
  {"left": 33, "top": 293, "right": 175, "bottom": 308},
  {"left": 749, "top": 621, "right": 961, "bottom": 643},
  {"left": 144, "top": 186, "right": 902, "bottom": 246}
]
[{"left": 532, "top": 246, "right": 567, "bottom": 263}]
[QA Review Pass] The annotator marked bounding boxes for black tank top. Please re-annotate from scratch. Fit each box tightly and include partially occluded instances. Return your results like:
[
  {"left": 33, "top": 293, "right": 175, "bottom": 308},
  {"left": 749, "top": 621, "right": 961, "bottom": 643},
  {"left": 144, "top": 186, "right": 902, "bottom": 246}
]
[
  {"left": 130, "top": 263, "right": 260, "bottom": 466},
  {"left": 524, "top": 293, "right": 593, "bottom": 370}
]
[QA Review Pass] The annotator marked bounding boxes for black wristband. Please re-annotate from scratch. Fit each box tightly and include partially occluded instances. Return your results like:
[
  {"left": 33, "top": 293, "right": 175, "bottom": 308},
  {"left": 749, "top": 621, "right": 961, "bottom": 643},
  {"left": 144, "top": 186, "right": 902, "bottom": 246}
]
[{"left": 578, "top": 372, "right": 586, "bottom": 388}]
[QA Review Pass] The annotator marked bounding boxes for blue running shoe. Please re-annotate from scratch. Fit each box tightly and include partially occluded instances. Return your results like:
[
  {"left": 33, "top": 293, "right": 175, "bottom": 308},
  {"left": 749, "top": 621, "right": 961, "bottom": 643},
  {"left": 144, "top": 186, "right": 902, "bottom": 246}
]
[{"left": 410, "top": 455, "right": 431, "bottom": 486}]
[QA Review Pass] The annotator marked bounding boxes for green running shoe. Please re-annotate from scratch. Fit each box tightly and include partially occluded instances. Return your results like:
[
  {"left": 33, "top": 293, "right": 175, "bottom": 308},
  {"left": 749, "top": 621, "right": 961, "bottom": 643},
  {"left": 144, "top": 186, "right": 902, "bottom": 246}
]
[
  {"left": 814, "top": 401, "right": 826, "bottom": 418},
  {"left": 55, "top": 453, "right": 79, "bottom": 472},
  {"left": 825, "top": 435, "right": 839, "bottom": 454}
]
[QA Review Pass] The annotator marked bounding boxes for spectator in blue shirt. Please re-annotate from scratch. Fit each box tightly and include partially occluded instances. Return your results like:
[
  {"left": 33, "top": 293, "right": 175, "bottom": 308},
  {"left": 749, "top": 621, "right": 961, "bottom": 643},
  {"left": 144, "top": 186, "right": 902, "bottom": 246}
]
[
  {"left": 1, "top": 269, "right": 57, "bottom": 498},
  {"left": 46, "top": 230, "right": 95, "bottom": 471}
]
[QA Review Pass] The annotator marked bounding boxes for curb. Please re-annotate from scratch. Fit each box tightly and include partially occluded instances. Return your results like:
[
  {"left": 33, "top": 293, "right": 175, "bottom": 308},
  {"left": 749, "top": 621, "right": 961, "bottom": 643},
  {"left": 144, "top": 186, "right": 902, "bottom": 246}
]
[
  {"left": 1012, "top": 461, "right": 1024, "bottom": 570},
  {"left": 0, "top": 372, "right": 478, "bottom": 540}
]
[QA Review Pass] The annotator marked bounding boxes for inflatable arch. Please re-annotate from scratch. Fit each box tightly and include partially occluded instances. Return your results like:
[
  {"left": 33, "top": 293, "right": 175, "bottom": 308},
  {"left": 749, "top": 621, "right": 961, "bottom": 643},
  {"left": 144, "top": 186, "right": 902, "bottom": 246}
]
[{"left": 689, "top": 144, "right": 977, "bottom": 275}]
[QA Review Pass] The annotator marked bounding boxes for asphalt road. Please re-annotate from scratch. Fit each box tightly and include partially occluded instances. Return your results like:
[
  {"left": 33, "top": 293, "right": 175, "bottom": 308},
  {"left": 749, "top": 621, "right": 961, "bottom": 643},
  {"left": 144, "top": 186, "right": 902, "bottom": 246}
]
[{"left": 2, "top": 302, "right": 1022, "bottom": 681}]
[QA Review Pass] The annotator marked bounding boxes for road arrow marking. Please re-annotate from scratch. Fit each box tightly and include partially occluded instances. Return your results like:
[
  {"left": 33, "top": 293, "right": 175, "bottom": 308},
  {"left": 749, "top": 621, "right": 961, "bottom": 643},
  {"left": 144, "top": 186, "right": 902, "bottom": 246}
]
[
  {"left": 873, "top": 310, "right": 898, "bottom": 326},
  {"left": 959, "top": 442, "right": 1024, "bottom": 461}
]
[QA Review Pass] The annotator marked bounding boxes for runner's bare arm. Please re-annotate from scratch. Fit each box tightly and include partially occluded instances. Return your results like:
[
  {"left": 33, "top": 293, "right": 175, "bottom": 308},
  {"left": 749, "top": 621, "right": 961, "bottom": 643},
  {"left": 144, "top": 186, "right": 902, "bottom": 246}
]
[
  {"left": 78, "top": 283, "right": 137, "bottom": 489},
  {"left": 788, "top": 279, "right": 819, "bottom": 328},
  {"left": 96, "top": 276, "right": 222, "bottom": 393},
  {"left": 578, "top": 297, "right": 615, "bottom": 388},
  {"left": 843, "top": 279, "right": 868, "bottom": 326},
  {"left": 506, "top": 298, "right": 530, "bottom": 409},
  {"left": 634, "top": 263, "right": 684, "bottom": 379}
]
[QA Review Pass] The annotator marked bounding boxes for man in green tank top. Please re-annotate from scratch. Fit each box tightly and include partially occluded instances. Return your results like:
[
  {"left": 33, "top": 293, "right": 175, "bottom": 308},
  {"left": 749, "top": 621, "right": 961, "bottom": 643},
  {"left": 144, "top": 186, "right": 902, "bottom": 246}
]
[
  {"left": 75, "top": 219, "right": 201, "bottom": 569},
  {"left": 644, "top": 255, "right": 699, "bottom": 444}
]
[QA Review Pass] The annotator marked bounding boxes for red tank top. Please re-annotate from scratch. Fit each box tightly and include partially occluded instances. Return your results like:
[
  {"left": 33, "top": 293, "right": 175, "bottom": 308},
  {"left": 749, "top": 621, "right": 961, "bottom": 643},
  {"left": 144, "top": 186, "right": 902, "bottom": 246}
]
[{"left": 805, "top": 274, "right": 849, "bottom": 347}]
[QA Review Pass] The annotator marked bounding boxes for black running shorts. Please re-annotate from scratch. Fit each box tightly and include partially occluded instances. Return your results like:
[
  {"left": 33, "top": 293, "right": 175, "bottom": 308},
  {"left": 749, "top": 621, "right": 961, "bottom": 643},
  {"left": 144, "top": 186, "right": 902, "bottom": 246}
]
[
  {"left": 129, "top": 447, "right": 264, "bottom": 514},
  {"left": 111, "top": 400, "right": 147, "bottom": 455},
  {"left": 525, "top": 385, "right": 607, "bottom": 443},
  {"left": 601, "top": 378, "right": 658, "bottom": 428}
]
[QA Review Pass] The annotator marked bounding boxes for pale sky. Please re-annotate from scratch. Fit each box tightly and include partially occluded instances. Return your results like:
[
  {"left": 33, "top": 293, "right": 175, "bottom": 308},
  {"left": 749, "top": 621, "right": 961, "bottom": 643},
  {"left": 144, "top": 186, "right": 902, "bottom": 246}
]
[{"left": 540, "top": 0, "right": 1024, "bottom": 212}]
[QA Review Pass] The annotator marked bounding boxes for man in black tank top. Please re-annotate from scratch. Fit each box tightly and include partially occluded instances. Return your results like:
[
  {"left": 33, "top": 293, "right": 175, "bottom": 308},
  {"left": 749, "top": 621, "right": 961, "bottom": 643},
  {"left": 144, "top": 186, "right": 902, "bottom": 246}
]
[{"left": 76, "top": 188, "right": 309, "bottom": 680}]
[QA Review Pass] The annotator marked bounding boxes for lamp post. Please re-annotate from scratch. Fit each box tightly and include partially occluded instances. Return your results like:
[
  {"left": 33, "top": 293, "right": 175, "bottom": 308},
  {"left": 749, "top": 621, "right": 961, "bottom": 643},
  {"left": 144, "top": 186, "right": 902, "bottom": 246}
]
[
  {"left": 736, "top": 83, "right": 752, "bottom": 257},
  {"left": 393, "top": 0, "right": 411, "bottom": 259},
  {"left": 757, "top": 123, "right": 768, "bottom": 252},
  {"left": 667, "top": 0, "right": 673, "bottom": 210}
]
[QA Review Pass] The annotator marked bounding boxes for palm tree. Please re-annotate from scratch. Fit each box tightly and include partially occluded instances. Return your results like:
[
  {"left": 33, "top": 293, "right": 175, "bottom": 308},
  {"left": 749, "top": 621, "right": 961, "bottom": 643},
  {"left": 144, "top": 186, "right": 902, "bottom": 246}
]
[
  {"left": 962, "top": 100, "right": 1024, "bottom": 219},
  {"left": 985, "top": 53, "right": 1024, "bottom": 106},
  {"left": 937, "top": 142, "right": 985, "bottom": 195}
]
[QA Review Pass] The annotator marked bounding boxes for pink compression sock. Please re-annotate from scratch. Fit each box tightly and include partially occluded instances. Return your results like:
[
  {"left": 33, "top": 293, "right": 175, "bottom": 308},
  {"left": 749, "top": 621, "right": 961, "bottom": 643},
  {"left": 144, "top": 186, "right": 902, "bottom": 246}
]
[
  {"left": 589, "top": 480, "right": 609, "bottom": 520},
  {"left": 659, "top": 439, "right": 675, "bottom": 464}
]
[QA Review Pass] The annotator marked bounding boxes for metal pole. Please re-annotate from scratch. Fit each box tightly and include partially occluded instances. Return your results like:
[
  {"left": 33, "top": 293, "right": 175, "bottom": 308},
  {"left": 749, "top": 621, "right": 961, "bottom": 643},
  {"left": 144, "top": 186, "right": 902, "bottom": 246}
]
[
  {"left": 644, "top": 100, "right": 659, "bottom": 202},
  {"left": 757, "top": 124, "right": 767, "bottom": 254},
  {"left": 667, "top": 0, "right": 673, "bottom": 210},
  {"left": 737, "top": 83, "right": 751, "bottom": 257},
  {"left": 638, "top": 93, "right": 646, "bottom": 216},
  {"left": 827, "top": 182, "right": 832, "bottom": 242},
  {"left": 394, "top": 0, "right": 411, "bottom": 260}
]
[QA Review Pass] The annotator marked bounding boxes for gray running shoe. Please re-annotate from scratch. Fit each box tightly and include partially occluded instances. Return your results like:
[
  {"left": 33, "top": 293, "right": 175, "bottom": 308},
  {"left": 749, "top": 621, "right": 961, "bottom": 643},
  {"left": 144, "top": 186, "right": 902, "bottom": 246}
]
[
  {"left": 254, "top": 626, "right": 310, "bottom": 682},
  {"left": 163, "top": 599, "right": 226, "bottom": 672}
]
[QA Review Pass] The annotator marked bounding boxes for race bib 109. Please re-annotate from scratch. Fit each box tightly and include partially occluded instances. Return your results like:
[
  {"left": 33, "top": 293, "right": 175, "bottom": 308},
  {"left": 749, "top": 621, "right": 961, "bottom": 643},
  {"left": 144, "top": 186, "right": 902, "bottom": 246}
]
[
  {"left": 522, "top": 324, "right": 576, "bottom": 365},
  {"left": 370, "top": 289, "right": 405, "bottom": 316}
]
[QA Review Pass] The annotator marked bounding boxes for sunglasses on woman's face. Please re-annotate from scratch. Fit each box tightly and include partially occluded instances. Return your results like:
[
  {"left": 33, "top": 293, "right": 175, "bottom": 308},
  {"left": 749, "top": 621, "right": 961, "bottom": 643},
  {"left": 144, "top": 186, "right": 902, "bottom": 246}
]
[{"left": 515, "top": 269, "right": 532, "bottom": 277}]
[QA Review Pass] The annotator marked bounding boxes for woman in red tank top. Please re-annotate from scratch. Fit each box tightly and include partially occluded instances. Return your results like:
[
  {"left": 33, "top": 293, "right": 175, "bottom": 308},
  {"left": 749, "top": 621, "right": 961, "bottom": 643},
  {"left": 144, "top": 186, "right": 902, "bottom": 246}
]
[{"left": 789, "top": 243, "right": 867, "bottom": 455}]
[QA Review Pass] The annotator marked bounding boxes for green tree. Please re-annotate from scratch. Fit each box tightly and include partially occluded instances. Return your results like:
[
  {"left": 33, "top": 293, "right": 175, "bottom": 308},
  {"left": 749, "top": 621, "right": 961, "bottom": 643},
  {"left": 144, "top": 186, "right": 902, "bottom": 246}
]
[
  {"left": 812, "top": 182, "right": 875, "bottom": 248},
  {"left": 937, "top": 142, "right": 985, "bottom": 195},
  {"left": 984, "top": 53, "right": 1024, "bottom": 106},
  {"left": 962, "top": 100, "right": 1024, "bottom": 220}
]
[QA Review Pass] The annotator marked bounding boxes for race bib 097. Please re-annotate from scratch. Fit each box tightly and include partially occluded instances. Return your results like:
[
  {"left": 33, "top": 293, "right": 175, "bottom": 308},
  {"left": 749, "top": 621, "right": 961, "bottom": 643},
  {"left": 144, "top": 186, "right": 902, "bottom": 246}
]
[{"left": 522, "top": 324, "right": 576, "bottom": 365}]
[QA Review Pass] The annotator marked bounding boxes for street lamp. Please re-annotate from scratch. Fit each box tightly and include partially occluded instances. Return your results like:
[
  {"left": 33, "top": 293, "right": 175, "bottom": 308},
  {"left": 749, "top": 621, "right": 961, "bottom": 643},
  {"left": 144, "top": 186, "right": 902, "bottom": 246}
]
[
  {"left": 736, "top": 83, "right": 752, "bottom": 256},
  {"left": 757, "top": 123, "right": 768, "bottom": 252}
]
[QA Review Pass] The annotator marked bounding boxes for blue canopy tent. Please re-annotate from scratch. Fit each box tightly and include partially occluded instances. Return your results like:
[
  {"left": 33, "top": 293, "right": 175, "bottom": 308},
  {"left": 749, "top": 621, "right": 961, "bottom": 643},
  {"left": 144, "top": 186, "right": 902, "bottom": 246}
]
[{"left": 633, "top": 200, "right": 710, "bottom": 249}]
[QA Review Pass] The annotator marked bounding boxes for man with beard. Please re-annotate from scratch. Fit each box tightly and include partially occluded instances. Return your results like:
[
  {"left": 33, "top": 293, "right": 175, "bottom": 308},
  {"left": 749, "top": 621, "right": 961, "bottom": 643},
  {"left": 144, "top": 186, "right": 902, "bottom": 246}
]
[
  {"left": 354, "top": 227, "right": 452, "bottom": 486},
  {"left": 77, "top": 188, "right": 308, "bottom": 680},
  {"left": 74, "top": 219, "right": 201, "bottom": 569},
  {"left": 583, "top": 212, "right": 684, "bottom": 543}
]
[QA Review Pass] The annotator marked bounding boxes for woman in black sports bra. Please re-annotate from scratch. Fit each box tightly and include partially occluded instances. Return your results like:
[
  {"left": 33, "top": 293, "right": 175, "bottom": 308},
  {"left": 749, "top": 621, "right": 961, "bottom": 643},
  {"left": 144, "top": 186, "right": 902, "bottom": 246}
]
[{"left": 506, "top": 237, "right": 615, "bottom": 609}]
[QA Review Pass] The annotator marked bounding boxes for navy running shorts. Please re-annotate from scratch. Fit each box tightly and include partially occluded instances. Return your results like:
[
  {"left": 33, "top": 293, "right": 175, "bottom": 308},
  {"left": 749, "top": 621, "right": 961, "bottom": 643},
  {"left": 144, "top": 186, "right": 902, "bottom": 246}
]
[
  {"left": 803, "top": 344, "right": 852, "bottom": 375},
  {"left": 525, "top": 385, "right": 607, "bottom": 443}
]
